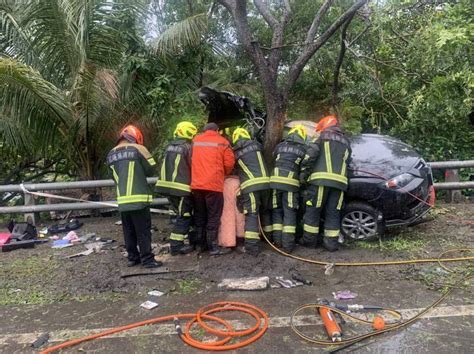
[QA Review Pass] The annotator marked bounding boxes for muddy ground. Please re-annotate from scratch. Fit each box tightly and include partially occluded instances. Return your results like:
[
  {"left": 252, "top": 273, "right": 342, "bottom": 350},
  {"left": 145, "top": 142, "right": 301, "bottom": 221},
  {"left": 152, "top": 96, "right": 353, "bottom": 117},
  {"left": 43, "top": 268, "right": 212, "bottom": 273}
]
[{"left": 0, "top": 203, "right": 472, "bottom": 353}]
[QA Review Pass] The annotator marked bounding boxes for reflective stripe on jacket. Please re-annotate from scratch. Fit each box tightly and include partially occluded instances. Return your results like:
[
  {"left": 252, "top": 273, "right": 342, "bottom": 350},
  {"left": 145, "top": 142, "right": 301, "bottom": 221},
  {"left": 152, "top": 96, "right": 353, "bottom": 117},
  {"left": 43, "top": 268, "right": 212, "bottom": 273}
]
[
  {"left": 269, "top": 134, "right": 307, "bottom": 192},
  {"left": 106, "top": 142, "right": 156, "bottom": 212},
  {"left": 155, "top": 138, "right": 192, "bottom": 196},
  {"left": 307, "top": 126, "right": 351, "bottom": 191},
  {"left": 233, "top": 139, "right": 270, "bottom": 193},
  {"left": 191, "top": 130, "right": 235, "bottom": 192}
]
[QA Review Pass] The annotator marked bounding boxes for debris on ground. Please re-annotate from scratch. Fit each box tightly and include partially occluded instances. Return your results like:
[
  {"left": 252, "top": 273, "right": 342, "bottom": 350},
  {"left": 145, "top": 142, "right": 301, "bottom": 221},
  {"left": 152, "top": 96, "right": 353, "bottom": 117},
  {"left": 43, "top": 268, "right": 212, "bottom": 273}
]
[
  {"left": 49, "top": 219, "right": 83, "bottom": 235},
  {"left": 65, "top": 248, "right": 94, "bottom": 259},
  {"left": 218, "top": 276, "right": 270, "bottom": 291},
  {"left": 291, "top": 272, "right": 312, "bottom": 285},
  {"left": 272, "top": 276, "right": 303, "bottom": 289},
  {"left": 333, "top": 290, "right": 358, "bottom": 300},
  {"left": 140, "top": 300, "right": 159, "bottom": 310},
  {"left": 114, "top": 220, "right": 122, "bottom": 226},
  {"left": 148, "top": 290, "right": 165, "bottom": 297},
  {"left": 31, "top": 333, "right": 50, "bottom": 349},
  {"left": 52, "top": 239, "right": 73, "bottom": 248}
]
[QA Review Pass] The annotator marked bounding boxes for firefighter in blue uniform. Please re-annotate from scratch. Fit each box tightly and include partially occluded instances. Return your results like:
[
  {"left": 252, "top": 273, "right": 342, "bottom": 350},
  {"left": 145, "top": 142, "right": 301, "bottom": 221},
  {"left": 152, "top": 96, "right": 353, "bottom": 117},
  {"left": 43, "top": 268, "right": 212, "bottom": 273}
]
[
  {"left": 269, "top": 125, "right": 307, "bottom": 253},
  {"left": 155, "top": 121, "right": 197, "bottom": 256},
  {"left": 300, "top": 116, "right": 351, "bottom": 252},
  {"left": 232, "top": 128, "right": 271, "bottom": 256}
]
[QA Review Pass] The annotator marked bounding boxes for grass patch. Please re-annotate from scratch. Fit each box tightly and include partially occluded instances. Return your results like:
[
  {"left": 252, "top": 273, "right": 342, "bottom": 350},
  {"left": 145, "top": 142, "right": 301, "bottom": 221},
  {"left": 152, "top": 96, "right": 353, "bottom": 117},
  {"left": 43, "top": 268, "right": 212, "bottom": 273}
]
[
  {"left": 354, "top": 233, "right": 427, "bottom": 252},
  {"left": 175, "top": 279, "right": 201, "bottom": 295}
]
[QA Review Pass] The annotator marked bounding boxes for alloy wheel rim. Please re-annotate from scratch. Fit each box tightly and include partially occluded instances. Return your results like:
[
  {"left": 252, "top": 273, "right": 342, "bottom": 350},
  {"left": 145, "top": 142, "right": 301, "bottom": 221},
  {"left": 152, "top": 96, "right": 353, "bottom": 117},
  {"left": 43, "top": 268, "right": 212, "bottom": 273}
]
[{"left": 342, "top": 211, "right": 377, "bottom": 240}]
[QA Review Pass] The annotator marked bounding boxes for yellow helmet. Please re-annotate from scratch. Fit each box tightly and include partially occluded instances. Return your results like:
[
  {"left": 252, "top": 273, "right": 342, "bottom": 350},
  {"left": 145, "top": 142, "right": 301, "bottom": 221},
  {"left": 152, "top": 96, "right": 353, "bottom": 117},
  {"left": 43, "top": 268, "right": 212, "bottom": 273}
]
[
  {"left": 288, "top": 124, "right": 307, "bottom": 140},
  {"left": 174, "top": 121, "right": 197, "bottom": 139},
  {"left": 232, "top": 127, "right": 251, "bottom": 144}
]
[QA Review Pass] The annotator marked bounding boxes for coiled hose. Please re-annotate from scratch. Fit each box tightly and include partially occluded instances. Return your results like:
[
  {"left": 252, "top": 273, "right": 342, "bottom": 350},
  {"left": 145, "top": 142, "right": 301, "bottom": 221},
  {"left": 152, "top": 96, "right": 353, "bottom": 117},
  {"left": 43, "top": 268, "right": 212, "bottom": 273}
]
[{"left": 40, "top": 301, "right": 268, "bottom": 353}]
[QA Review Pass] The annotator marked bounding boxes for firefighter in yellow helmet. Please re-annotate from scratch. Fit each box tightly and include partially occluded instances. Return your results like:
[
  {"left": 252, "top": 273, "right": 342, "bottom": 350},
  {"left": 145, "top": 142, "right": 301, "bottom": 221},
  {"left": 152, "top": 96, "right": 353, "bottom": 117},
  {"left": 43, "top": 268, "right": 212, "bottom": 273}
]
[
  {"left": 156, "top": 121, "right": 197, "bottom": 255},
  {"left": 269, "top": 124, "right": 307, "bottom": 253},
  {"left": 232, "top": 128, "right": 271, "bottom": 256}
]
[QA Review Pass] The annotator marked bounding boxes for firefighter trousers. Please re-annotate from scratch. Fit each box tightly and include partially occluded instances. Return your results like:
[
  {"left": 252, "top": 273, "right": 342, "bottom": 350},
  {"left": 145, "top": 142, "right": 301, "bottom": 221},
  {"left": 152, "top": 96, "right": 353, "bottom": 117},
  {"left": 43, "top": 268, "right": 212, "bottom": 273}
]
[
  {"left": 121, "top": 207, "right": 155, "bottom": 264},
  {"left": 302, "top": 185, "right": 344, "bottom": 244},
  {"left": 271, "top": 190, "right": 299, "bottom": 252},
  {"left": 168, "top": 196, "right": 193, "bottom": 248},
  {"left": 240, "top": 191, "right": 272, "bottom": 253}
]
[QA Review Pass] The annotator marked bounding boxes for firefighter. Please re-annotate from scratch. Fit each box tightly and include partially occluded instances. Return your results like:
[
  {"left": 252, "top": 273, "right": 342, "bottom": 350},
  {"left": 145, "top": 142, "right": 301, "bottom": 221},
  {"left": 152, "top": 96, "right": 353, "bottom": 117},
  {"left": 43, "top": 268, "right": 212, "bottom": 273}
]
[
  {"left": 155, "top": 121, "right": 197, "bottom": 256},
  {"left": 107, "top": 125, "right": 162, "bottom": 268},
  {"left": 301, "top": 115, "right": 351, "bottom": 252},
  {"left": 269, "top": 125, "right": 307, "bottom": 253},
  {"left": 232, "top": 127, "right": 271, "bottom": 256},
  {"left": 191, "top": 122, "right": 235, "bottom": 255}
]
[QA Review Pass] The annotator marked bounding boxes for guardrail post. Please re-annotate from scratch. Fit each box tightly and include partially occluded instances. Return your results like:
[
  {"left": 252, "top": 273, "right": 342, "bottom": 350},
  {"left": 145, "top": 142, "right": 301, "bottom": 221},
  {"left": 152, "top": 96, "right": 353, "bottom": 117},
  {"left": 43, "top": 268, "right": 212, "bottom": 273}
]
[
  {"left": 24, "top": 193, "right": 36, "bottom": 225},
  {"left": 445, "top": 168, "right": 463, "bottom": 203}
]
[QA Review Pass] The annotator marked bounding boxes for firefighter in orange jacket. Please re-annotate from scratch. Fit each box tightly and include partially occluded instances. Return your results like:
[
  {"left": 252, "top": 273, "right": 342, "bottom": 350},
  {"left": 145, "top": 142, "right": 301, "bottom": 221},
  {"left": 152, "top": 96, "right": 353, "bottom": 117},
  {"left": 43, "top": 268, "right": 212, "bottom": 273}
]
[{"left": 191, "top": 122, "right": 235, "bottom": 255}]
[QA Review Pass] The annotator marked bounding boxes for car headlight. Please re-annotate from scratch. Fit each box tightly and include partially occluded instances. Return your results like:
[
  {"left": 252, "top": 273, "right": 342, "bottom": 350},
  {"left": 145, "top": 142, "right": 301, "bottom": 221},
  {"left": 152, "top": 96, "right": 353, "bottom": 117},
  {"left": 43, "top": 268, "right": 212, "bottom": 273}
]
[{"left": 385, "top": 173, "right": 415, "bottom": 189}]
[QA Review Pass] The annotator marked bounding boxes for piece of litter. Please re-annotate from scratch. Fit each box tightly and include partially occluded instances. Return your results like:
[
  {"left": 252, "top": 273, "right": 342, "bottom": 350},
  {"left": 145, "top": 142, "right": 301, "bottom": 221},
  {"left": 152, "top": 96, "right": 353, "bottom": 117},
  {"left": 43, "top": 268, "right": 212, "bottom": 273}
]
[
  {"left": 52, "top": 239, "right": 73, "bottom": 248},
  {"left": 218, "top": 276, "right": 269, "bottom": 291},
  {"left": 115, "top": 220, "right": 122, "bottom": 225},
  {"left": 333, "top": 290, "right": 358, "bottom": 300},
  {"left": 140, "top": 301, "right": 159, "bottom": 310},
  {"left": 49, "top": 235, "right": 60, "bottom": 240},
  {"left": 66, "top": 248, "right": 94, "bottom": 259},
  {"left": 324, "top": 263, "right": 335, "bottom": 276},
  {"left": 274, "top": 277, "right": 303, "bottom": 288},
  {"left": 148, "top": 290, "right": 165, "bottom": 297},
  {"left": 63, "top": 231, "right": 80, "bottom": 242},
  {"left": 31, "top": 333, "right": 49, "bottom": 349}
]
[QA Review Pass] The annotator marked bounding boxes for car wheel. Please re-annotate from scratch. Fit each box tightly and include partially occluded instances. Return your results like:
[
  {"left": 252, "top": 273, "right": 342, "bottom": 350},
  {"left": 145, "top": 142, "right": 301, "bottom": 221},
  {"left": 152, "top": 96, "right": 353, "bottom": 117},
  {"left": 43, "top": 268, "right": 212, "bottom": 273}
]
[{"left": 341, "top": 202, "right": 385, "bottom": 241}]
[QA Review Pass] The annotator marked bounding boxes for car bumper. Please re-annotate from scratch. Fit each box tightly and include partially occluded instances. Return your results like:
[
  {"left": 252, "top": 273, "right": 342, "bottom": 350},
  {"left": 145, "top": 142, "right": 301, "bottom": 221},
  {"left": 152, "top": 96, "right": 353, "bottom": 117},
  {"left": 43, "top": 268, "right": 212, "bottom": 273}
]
[{"left": 385, "top": 185, "right": 435, "bottom": 227}]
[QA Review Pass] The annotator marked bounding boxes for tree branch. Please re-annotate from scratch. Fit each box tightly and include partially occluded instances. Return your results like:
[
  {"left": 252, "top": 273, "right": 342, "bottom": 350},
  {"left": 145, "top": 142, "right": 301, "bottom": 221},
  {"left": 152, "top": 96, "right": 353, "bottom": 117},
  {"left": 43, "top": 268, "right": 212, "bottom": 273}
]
[
  {"left": 286, "top": 0, "right": 368, "bottom": 96},
  {"left": 253, "top": 0, "right": 278, "bottom": 29},
  {"left": 305, "top": 0, "right": 334, "bottom": 44}
]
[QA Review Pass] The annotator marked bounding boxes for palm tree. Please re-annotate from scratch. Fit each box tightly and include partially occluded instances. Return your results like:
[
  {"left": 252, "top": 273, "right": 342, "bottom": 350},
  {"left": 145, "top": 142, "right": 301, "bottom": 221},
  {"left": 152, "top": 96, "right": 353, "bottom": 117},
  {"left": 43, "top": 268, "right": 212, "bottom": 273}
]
[{"left": 0, "top": 0, "right": 148, "bottom": 179}]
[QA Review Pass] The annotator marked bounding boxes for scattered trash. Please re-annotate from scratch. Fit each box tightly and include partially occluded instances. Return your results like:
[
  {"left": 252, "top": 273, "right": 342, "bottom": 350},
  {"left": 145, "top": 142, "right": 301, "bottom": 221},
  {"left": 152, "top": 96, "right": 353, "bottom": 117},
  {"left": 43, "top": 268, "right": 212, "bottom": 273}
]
[
  {"left": 78, "top": 233, "right": 96, "bottom": 243},
  {"left": 333, "top": 290, "right": 358, "bottom": 300},
  {"left": 49, "top": 219, "right": 83, "bottom": 234},
  {"left": 63, "top": 231, "right": 80, "bottom": 243},
  {"left": 272, "top": 277, "right": 303, "bottom": 289},
  {"left": 49, "top": 235, "right": 60, "bottom": 240},
  {"left": 115, "top": 220, "right": 122, "bottom": 226},
  {"left": 85, "top": 242, "right": 106, "bottom": 252},
  {"left": 120, "top": 267, "right": 197, "bottom": 279},
  {"left": 0, "top": 233, "right": 11, "bottom": 246},
  {"left": 291, "top": 272, "right": 312, "bottom": 285},
  {"left": 2, "top": 239, "right": 47, "bottom": 252},
  {"left": 148, "top": 290, "right": 165, "bottom": 297},
  {"left": 218, "top": 276, "right": 269, "bottom": 291},
  {"left": 140, "top": 301, "right": 159, "bottom": 310},
  {"left": 52, "top": 239, "right": 73, "bottom": 249},
  {"left": 31, "top": 333, "right": 50, "bottom": 349},
  {"left": 65, "top": 248, "right": 94, "bottom": 259},
  {"left": 324, "top": 263, "right": 335, "bottom": 276}
]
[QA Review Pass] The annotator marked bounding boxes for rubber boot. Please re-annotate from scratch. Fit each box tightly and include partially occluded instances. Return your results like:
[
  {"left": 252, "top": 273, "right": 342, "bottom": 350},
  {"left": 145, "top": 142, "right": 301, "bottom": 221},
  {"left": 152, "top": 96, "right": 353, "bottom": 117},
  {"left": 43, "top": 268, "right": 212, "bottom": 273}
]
[
  {"left": 282, "top": 233, "right": 295, "bottom": 253},
  {"left": 207, "top": 230, "right": 231, "bottom": 256},
  {"left": 323, "top": 236, "right": 339, "bottom": 252},
  {"left": 244, "top": 239, "right": 260, "bottom": 256},
  {"left": 299, "top": 232, "right": 316, "bottom": 248},
  {"left": 170, "top": 240, "right": 194, "bottom": 256},
  {"left": 273, "top": 231, "right": 282, "bottom": 248}
]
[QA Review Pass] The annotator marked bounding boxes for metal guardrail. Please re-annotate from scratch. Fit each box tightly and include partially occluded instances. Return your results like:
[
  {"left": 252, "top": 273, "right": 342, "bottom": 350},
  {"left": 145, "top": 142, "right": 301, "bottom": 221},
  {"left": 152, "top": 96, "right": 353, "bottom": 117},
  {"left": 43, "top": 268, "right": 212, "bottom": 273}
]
[{"left": 0, "top": 160, "right": 472, "bottom": 221}]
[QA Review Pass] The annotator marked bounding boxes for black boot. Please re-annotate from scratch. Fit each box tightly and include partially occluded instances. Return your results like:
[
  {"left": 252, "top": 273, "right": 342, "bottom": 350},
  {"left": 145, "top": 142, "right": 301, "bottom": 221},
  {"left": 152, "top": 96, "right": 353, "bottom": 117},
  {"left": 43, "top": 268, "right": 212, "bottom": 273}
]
[
  {"left": 282, "top": 233, "right": 295, "bottom": 253},
  {"left": 323, "top": 236, "right": 339, "bottom": 252},
  {"left": 299, "top": 232, "right": 316, "bottom": 248},
  {"left": 207, "top": 230, "right": 231, "bottom": 256},
  {"left": 170, "top": 240, "right": 194, "bottom": 256},
  {"left": 244, "top": 239, "right": 260, "bottom": 256},
  {"left": 273, "top": 232, "right": 282, "bottom": 248}
]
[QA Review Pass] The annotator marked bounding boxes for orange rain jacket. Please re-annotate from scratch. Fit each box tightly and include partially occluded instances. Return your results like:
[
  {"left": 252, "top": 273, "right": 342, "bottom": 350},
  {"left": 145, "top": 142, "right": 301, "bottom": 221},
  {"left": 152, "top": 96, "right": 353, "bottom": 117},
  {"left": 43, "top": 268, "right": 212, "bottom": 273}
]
[{"left": 191, "top": 130, "right": 235, "bottom": 192}]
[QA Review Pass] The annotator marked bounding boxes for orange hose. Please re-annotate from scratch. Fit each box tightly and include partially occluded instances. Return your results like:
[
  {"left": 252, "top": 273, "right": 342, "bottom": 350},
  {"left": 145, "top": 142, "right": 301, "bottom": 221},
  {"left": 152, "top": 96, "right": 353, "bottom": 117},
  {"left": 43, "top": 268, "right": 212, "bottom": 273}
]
[{"left": 40, "top": 301, "right": 268, "bottom": 353}]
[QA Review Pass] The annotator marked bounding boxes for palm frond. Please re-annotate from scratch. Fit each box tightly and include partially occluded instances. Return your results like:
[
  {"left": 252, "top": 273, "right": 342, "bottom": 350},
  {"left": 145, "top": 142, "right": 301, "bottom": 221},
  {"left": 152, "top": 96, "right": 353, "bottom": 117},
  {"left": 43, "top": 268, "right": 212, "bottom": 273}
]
[
  {"left": 0, "top": 58, "right": 72, "bottom": 151},
  {"left": 152, "top": 12, "right": 208, "bottom": 56}
]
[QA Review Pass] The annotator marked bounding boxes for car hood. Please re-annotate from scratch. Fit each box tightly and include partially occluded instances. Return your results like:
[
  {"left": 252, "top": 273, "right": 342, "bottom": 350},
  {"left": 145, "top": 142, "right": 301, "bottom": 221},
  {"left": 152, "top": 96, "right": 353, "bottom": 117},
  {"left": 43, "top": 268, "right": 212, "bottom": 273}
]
[{"left": 349, "top": 134, "right": 421, "bottom": 179}]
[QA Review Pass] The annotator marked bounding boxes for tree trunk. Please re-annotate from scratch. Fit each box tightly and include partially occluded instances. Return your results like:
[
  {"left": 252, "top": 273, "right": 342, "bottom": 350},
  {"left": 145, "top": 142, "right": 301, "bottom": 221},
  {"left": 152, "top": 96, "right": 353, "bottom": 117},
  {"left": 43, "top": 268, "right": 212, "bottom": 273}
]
[{"left": 263, "top": 97, "right": 287, "bottom": 164}]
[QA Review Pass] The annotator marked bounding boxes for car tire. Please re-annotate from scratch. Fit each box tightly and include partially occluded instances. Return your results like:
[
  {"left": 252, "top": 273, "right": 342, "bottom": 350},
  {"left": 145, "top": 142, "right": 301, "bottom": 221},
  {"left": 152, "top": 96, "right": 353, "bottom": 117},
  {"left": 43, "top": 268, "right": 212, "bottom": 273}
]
[{"left": 341, "top": 202, "right": 385, "bottom": 241}]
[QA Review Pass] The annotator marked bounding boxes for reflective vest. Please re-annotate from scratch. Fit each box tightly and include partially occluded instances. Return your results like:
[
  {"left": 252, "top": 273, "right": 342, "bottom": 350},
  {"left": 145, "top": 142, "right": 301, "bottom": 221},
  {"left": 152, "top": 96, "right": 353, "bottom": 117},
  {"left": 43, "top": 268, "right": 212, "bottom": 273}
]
[
  {"left": 155, "top": 138, "right": 192, "bottom": 196},
  {"left": 233, "top": 139, "right": 270, "bottom": 193},
  {"left": 106, "top": 142, "right": 156, "bottom": 212},
  {"left": 307, "top": 126, "right": 351, "bottom": 191},
  {"left": 270, "top": 135, "right": 307, "bottom": 192}
]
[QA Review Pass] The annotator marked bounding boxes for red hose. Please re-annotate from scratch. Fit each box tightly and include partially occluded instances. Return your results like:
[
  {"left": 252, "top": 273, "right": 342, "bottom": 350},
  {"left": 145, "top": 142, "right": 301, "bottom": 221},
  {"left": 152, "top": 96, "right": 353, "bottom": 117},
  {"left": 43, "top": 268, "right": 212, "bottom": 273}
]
[{"left": 40, "top": 301, "right": 268, "bottom": 353}]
